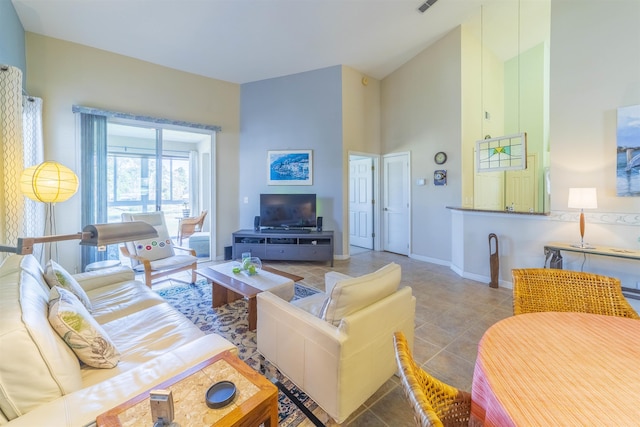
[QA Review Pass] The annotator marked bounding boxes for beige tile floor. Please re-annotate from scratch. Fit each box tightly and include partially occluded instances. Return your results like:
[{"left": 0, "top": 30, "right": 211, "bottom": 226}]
[{"left": 143, "top": 248, "right": 514, "bottom": 426}]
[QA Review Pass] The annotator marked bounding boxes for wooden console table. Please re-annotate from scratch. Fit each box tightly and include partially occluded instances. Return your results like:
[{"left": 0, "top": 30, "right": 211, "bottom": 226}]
[
  {"left": 544, "top": 241, "right": 640, "bottom": 298},
  {"left": 96, "top": 350, "right": 278, "bottom": 427}
]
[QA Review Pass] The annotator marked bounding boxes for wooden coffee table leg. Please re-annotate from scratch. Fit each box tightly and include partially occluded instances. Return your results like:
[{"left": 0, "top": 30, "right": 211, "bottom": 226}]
[
  {"left": 265, "top": 394, "right": 279, "bottom": 427},
  {"left": 212, "top": 282, "right": 228, "bottom": 308},
  {"left": 227, "top": 289, "right": 243, "bottom": 303},
  {"left": 247, "top": 296, "right": 257, "bottom": 330}
]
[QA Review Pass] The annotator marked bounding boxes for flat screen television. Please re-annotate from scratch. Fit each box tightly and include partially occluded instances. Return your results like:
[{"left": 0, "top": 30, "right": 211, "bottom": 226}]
[{"left": 259, "top": 193, "right": 317, "bottom": 228}]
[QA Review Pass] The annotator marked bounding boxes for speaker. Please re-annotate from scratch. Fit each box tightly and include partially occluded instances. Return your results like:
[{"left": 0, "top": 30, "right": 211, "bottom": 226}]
[
  {"left": 254, "top": 216, "right": 260, "bottom": 231},
  {"left": 316, "top": 216, "right": 323, "bottom": 232}
]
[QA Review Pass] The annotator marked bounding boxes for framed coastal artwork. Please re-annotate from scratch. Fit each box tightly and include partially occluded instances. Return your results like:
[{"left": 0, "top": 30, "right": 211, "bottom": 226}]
[
  {"left": 267, "top": 150, "right": 313, "bottom": 185},
  {"left": 616, "top": 104, "right": 640, "bottom": 197}
]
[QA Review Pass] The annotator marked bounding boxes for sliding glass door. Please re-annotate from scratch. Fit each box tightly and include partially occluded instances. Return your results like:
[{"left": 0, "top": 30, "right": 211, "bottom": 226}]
[
  {"left": 106, "top": 121, "right": 212, "bottom": 258},
  {"left": 75, "top": 105, "right": 219, "bottom": 269}
]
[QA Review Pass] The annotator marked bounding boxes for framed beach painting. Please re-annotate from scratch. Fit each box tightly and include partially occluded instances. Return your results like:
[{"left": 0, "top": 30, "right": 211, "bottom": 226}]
[
  {"left": 617, "top": 104, "right": 640, "bottom": 197},
  {"left": 267, "top": 150, "right": 313, "bottom": 185}
]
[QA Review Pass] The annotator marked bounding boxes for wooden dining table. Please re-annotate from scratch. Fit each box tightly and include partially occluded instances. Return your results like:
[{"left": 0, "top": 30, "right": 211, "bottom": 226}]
[{"left": 470, "top": 312, "right": 640, "bottom": 426}]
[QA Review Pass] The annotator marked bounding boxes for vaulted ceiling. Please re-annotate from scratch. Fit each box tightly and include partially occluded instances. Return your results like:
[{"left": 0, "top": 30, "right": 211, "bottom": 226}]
[{"left": 12, "top": 0, "right": 500, "bottom": 84}]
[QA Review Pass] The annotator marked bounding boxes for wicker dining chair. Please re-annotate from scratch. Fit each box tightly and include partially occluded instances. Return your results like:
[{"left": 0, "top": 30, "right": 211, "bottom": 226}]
[
  {"left": 512, "top": 268, "right": 640, "bottom": 319},
  {"left": 393, "top": 331, "right": 471, "bottom": 427}
]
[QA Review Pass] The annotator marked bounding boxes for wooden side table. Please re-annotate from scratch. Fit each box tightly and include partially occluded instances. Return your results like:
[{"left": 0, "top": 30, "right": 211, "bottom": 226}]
[{"left": 96, "top": 350, "right": 278, "bottom": 427}]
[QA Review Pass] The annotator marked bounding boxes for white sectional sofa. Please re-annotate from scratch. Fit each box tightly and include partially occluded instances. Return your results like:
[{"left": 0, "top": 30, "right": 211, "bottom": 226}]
[{"left": 0, "top": 254, "right": 236, "bottom": 426}]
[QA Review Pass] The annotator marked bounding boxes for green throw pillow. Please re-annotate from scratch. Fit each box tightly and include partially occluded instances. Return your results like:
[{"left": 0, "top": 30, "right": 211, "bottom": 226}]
[{"left": 48, "top": 286, "right": 120, "bottom": 369}]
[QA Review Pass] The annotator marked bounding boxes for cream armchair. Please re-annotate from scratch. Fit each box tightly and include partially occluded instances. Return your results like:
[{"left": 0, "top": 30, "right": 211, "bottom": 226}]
[{"left": 256, "top": 263, "right": 416, "bottom": 423}]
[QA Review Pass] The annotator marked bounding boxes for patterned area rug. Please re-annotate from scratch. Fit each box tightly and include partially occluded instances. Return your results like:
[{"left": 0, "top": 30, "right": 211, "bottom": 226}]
[{"left": 158, "top": 280, "right": 322, "bottom": 427}]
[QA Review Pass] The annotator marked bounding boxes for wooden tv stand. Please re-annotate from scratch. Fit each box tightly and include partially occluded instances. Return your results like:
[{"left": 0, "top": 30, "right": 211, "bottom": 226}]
[{"left": 232, "top": 229, "right": 334, "bottom": 266}]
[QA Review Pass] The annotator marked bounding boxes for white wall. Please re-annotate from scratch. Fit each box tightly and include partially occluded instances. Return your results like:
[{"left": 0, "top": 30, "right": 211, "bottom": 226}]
[
  {"left": 454, "top": 0, "right": 640, "bottom": 289},
  {"left": 383, "top": 1, "right": 640, "bottom": 290}
]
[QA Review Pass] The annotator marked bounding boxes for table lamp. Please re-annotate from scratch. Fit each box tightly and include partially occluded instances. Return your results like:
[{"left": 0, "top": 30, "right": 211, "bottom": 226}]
[{"left": 567, "top": 187, "right": 597, "bottom": 249}]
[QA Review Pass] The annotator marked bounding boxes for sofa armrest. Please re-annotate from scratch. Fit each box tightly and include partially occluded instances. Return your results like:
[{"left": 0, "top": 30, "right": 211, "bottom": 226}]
[
  {"left": 257, "top": 291, "right": 345, "bottom": 347},
  {"left": 324, "top": 271, "right": 352, "bottom": 295},
  {"left": 73, "top": 266, "right": 136, "bottom": 292}
]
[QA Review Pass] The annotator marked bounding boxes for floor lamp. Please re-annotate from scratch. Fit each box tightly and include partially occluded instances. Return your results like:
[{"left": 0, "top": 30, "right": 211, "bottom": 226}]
[
  {"left": 0, "top": 222, "right": 158, "bottom": 256},
  {"left": 568, "top": 187, "right": 598, "bottom": 249},
  {"left": 20, "top": 161, "right": 79, "bottom": 261}
]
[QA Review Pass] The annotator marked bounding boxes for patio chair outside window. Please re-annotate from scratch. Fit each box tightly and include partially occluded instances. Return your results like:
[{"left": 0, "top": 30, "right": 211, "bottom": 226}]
[{"left": 177, "top": 210, "right": 208, "bottom": 245}]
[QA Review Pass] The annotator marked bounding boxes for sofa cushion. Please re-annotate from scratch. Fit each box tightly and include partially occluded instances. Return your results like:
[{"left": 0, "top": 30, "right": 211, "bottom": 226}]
[
  {"left": 48, "top": 286, "right": 120, "bottom": 369},
  {"left": 0, "top": 256, "right": 83, "bottom": 421},
  {"left": 44, "top": 259, "right": 93, "bottom": 311},
  {"left": 291, "top": 292, "right": 328, "bottom": 317},
  {"left": 87, "top": 280, "right": 166, "bottom": 324},
  {"left": 320, "top": 263, "right": 401, "bottom": 326}
]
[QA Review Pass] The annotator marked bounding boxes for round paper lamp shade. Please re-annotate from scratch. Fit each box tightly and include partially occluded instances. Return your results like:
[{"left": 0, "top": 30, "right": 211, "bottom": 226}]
[{"left": 20, "top": 161, "right": 79, "bottom": 203}]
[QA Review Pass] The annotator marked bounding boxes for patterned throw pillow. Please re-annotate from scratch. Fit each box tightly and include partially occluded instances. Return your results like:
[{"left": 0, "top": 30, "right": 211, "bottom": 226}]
[
  {"left": 48, "top": 286, "right": 120, "bottom": 369},
  {"left": 44, "top": 260, "right": 93, "bottom": 311},
  {"left": 132, "top": 235, "right": 174, "bottom": 261}
]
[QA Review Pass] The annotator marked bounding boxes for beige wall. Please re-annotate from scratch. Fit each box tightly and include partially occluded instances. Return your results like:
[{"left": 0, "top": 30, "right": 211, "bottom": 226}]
[
  {"left": 25, "top": 33, "right": 240, "bottom": 272},
  {"left": 341, "top": 65, "right": 381, "bottom": 255}
]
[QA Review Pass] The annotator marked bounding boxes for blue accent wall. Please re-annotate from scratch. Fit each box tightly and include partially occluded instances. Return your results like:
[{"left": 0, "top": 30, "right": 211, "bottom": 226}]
[
  {"left": 0, "top": 0, "right": 26, "bottom": 77},
  {"left": 239, "top": 65, "right": 344, "bottom": 253}
]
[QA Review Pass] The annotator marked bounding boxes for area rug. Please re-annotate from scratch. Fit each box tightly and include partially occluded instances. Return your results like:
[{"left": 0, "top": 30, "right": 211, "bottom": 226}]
[{"left": 157, "top": 279, "right": 323, "bottom": 427}]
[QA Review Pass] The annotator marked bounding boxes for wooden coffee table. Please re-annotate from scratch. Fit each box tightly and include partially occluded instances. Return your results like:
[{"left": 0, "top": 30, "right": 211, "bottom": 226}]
[
  {"left": 196, "top": 263, "right": 303, "bottom": 330},
  {"left": 96, "top": 350, "right": 278, "bottom": 426}
]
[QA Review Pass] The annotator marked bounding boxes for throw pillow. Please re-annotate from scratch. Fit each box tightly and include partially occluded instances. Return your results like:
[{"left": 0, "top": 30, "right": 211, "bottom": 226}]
[
  {"left": 127, "top": 214, "right": 175, "bottom": 261},
  {"left": 44, "top": 259, "right": 93, "bottom": 311},
  {"left": 320, "top": 263, "right": 401, "bottom": 326},
  {"left": 48, "top": 286, "right": 120, "bottom": 368}
]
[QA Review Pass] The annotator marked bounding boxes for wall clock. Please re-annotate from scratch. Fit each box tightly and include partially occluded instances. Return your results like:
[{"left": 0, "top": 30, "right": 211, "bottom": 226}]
[{"left": 434, "top": 151, "right": 447, "bottom": 165}]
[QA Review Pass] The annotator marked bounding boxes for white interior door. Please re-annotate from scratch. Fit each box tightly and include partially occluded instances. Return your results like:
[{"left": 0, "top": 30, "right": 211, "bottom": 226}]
[
  {"left": 349, "top": 156, "right": 373, "bottom": 249},
  {"left": 474, "top": 147, "right": 504, "bottom": 210},
  {"left": 383, "top": 153, "right": 410, "bottom": 255},
  {"left": 506, "top": 153, "right": 538, "bottom": 212}
]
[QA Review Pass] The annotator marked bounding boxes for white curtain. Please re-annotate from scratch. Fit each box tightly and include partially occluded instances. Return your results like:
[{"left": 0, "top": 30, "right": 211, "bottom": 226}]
[
  {"left": 0, "top": 65, "right": 25, "bottom": 259},
  {"left": 0, "top": 65, "right": 45, "bottom": 260},
  {"left": 22, "top": 96, "right": 45, "bottom": 258}
]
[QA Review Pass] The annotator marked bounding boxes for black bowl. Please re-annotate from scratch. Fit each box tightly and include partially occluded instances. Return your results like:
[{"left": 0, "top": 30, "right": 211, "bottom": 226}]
[{"left": 205, "top": 381, "right": 236, "bottom": 409}]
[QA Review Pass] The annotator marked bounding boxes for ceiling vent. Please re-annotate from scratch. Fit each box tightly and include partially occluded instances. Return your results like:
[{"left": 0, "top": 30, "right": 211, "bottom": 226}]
[{"left": 418, "top": 0, "right": 438, "bottom": 13}]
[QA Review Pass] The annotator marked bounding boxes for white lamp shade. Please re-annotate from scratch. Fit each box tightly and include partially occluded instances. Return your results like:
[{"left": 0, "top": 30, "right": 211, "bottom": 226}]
[
  {"left": 20, "top": 161, "right": 79, "bottom": 203},
  {"left": 568, "top": 188, "right": 598, "bottom": 209}
]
